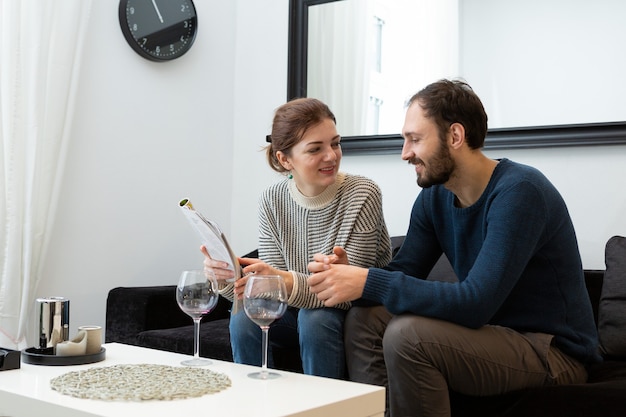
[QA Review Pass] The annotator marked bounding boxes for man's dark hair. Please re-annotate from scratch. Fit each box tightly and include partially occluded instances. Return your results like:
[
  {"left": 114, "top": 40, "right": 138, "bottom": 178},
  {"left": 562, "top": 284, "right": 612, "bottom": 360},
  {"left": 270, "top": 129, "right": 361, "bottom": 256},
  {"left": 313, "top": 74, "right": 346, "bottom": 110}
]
[{"left": 407, "top": 79, "right": 488, "bottom": 149}]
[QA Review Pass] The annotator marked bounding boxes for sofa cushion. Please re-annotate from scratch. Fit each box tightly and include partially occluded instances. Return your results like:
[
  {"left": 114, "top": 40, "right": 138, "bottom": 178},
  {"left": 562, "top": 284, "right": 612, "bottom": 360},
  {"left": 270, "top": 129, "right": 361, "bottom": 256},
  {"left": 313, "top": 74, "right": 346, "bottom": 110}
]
[
  {"left": 598, "top": 235, "right": 626, "bottom": 358},
  {"left": 137, "top": 318, "right": 233, "bottom": 362},
  {"left": 449, "top": 360, "right": 626, "bottom": 417}
]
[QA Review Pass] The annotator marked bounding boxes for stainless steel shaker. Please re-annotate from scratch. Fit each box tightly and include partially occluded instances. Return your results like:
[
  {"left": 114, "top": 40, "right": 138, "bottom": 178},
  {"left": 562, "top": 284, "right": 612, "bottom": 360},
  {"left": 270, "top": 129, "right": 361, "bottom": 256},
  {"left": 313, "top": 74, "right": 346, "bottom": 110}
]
[{"left": 36, "top": 297, "right": 70, "bottom": 350}]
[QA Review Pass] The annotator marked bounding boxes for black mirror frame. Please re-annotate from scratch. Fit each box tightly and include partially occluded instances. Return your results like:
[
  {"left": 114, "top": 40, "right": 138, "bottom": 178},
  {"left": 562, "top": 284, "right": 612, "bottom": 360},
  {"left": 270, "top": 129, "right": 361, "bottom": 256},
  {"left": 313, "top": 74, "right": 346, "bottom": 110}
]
[{"left": 287, "top": 0, "right": 626, "bottom": 155}]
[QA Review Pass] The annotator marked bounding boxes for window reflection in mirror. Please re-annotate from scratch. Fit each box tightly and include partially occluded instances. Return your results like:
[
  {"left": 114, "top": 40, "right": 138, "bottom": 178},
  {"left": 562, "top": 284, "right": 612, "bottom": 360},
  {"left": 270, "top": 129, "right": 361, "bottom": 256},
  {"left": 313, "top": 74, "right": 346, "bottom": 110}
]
[
  {"left": 307, "top": 0, "right": 458, "bottom": 137},
  {"left": 304, "top": 0, "right": 626, "bottom": 137}
]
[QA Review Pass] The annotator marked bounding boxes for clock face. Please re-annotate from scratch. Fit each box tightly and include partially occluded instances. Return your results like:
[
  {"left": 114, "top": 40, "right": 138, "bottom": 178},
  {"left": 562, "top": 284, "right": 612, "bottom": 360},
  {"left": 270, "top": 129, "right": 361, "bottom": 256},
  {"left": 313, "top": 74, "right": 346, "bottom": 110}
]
[{"left": 119, "top": 0, "right": 198, "bottom": 61}]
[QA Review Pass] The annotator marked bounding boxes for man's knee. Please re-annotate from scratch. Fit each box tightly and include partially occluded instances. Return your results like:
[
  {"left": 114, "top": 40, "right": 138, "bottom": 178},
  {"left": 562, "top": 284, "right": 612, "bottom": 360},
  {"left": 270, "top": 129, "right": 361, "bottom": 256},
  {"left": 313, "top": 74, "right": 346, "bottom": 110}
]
[
  {"left": 383, "top": 315, "right": 447, "bottom": 359},
  {"left": 345, "top": 306, "right": 372, "bottom": 326},
  {"left": 346, "top": 306, "right": 392, "bottom": 337}
]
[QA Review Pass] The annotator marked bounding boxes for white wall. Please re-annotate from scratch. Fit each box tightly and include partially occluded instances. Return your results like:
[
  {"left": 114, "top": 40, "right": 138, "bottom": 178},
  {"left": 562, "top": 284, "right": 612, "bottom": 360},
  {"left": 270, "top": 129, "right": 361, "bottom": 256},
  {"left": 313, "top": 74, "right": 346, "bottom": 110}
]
[
  {"left": 460, "top": 0, "right": 626, "bottom": 128},
  {"left": 33, "top": 0, "right": 288, "bottom": 344},
  {"left": 30, "top": 0, "right": 625, "bottom": 346}
]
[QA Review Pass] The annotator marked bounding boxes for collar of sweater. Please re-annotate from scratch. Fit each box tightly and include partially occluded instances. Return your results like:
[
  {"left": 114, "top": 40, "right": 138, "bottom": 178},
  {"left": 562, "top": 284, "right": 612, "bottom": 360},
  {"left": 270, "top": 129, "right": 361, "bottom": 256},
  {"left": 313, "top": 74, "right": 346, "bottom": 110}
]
[{"left": 287, "top": 172, "right": 346, "bottom": 209}]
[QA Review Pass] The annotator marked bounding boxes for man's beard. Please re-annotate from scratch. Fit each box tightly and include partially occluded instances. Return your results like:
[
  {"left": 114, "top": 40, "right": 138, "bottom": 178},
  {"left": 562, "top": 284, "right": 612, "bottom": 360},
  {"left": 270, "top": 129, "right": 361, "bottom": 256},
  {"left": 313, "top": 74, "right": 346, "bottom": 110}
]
[{"left": 411, "top": 141, "right": 455, "bottom": 188}]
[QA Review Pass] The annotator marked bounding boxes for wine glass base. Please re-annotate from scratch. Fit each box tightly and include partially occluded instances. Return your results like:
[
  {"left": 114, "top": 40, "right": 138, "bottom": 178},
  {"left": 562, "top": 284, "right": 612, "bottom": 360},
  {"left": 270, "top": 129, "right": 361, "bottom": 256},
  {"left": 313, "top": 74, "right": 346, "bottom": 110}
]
[
  {"left": 248, "top": 371, "right": 281, "bottom": 380},
  {"left": 181, "top": 358, "right": 212, "bottom": 366}
]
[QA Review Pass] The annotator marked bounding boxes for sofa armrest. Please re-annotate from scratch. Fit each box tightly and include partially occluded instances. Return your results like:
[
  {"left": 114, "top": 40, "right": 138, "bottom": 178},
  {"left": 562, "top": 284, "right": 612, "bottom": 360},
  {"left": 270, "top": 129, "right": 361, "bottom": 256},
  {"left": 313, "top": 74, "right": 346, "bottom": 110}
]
[
  {"left": 584, "top": 269, "right": 604, "bottom": 327},
  {"left": 105, "top": 285, "right": 232, "bottom": 345}
]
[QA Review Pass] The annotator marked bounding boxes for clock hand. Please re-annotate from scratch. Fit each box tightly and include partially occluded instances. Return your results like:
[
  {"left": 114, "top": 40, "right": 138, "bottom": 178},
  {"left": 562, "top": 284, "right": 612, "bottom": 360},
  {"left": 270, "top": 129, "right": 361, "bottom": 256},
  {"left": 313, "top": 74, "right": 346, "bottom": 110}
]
[{"left": 151, "top": 0, "right": 164, "bottom": 23}]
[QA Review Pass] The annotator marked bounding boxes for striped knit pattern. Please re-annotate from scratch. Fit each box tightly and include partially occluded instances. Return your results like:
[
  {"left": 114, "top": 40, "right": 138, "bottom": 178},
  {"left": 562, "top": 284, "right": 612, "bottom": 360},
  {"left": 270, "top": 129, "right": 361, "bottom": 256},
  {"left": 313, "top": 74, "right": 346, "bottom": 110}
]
[{"left": 256, "top": 172, "right": 392, "bottom": 309}]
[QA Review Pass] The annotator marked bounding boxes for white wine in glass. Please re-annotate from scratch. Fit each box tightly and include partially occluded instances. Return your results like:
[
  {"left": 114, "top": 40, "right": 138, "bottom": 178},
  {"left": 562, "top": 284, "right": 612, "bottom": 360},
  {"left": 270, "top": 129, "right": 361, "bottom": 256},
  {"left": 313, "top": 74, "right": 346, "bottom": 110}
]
[
  {"left": 176, "top": 270, "right": 219, "bottom": 366},
  {"left": 243, "top": 274, "right": 288, "bottom": 379}
]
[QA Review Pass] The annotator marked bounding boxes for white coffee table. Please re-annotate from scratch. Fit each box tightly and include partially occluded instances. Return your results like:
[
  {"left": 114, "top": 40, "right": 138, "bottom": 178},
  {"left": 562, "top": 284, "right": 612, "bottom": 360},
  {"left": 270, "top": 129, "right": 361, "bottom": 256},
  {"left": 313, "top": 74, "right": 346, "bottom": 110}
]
[{"left": 0, "top": 343, "right": 385, "bottom": 417}]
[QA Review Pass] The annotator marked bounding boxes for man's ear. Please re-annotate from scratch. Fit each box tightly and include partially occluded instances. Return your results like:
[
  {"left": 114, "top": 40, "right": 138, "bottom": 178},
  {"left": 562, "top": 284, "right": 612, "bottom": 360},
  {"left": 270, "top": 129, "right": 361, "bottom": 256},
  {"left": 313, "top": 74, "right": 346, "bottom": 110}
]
[
  {"left": 449, "top": 123, "right": 465, "bottom": 149},
  {"left": 276, "top": 151, "right": 292, "bottom": 171}
]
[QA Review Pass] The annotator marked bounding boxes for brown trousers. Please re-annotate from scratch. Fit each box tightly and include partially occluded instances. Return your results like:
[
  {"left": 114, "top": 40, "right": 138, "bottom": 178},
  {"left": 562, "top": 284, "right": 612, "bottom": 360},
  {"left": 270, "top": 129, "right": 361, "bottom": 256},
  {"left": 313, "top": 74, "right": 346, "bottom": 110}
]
[{"left": 345, "top": 306, "right": 587, "bottom": 417}]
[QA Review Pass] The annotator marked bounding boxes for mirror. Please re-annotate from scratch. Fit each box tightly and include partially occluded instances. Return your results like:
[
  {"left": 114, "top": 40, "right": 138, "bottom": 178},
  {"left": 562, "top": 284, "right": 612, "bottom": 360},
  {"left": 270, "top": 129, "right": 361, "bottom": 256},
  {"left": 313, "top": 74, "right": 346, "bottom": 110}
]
[{"left": 288, "top": 0, "right": 626, "bottom": 154}]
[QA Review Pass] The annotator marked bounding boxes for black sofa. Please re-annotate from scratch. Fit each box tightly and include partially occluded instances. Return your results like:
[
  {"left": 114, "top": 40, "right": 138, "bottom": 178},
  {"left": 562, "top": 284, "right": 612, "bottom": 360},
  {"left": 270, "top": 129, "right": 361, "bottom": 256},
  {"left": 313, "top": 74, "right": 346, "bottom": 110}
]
[{"left": 106, "top": 236, "right": 626, "bottom": 416}]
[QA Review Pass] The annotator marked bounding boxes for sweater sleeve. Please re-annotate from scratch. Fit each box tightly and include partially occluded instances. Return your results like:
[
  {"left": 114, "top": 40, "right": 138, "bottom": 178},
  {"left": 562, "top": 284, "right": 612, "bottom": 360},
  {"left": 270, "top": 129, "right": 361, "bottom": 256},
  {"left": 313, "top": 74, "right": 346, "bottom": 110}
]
[
  {"left": 289, "top": 270, "right": 351, "bottom": 310},
  {"left": 344, "top": 179, "right": 393, "bottom": 270},
  {"left": 217, "top": 282, "right": 235, "bottom": 301},
  {"left": 257, "top": 188, "right": 289, "bottom": 272},
  {"left": 363, "top": 180, "right": 551, "bottom": 328}
]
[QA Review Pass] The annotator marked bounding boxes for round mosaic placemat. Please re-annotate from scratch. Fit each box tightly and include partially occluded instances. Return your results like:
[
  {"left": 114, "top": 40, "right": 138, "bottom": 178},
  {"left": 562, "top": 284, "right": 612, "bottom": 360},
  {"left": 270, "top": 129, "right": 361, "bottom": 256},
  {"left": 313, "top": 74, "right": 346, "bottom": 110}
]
[{"left": 50, "top": 364, "right": 232, "bottom": 401}]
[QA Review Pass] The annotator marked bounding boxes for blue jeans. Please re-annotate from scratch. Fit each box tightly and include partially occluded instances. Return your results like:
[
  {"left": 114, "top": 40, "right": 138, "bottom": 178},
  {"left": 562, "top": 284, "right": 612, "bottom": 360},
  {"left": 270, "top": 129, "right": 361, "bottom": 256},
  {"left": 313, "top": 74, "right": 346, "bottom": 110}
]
[{"left": 229, "top": 306, "right": 347, "bottom": 379}]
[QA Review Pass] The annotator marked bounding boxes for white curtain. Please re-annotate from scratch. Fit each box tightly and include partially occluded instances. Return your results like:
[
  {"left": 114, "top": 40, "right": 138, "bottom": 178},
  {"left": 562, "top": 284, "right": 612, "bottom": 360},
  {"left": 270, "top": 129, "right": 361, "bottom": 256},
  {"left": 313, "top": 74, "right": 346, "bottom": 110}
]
[
  {"left": 307, "top": 0, "right": 370, "bottom": 136},
  {"left": 0, "top": 0, "right": 92, "bottom": 349}
]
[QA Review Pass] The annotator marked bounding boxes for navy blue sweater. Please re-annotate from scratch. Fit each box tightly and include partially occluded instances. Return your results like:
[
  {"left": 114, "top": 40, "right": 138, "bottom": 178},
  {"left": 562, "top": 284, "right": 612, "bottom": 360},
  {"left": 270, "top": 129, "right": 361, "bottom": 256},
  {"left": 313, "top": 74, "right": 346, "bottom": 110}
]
[{"left": 364, "top": 159, "right": 601, "bottom": 364}]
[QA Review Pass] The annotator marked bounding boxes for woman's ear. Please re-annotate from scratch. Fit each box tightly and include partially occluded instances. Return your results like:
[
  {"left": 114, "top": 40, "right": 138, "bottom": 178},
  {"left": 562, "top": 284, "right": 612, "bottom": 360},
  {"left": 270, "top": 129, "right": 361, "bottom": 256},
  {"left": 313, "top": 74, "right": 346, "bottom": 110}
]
[{"left": 276, "top": 151, "right": 292, "bottom": 171}]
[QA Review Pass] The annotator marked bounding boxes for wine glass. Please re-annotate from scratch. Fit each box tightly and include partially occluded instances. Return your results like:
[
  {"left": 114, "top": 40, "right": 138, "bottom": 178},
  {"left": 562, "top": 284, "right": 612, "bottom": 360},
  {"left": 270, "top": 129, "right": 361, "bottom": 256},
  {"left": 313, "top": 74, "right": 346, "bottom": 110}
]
[
  {"left": 243, "top": 274, "right": 288, "bottom": 379},
  {"left": 176, "top": 269, "right": 219, "bottom": 366}
]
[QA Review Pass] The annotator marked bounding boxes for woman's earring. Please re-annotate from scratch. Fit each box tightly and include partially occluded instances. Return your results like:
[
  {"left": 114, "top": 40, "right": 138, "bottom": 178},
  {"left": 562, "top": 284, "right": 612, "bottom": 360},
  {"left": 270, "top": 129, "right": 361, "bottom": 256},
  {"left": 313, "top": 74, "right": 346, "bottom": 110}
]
[{"left": 287, "top": 172, "right": 293, "bottom": 179}]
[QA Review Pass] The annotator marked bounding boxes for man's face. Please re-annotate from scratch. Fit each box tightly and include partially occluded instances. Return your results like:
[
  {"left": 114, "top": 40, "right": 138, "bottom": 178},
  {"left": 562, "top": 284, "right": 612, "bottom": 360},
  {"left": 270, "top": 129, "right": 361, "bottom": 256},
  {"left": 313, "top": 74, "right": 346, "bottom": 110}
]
[{"left": 401, "top": 103, "right": 455, "bottom": 188}]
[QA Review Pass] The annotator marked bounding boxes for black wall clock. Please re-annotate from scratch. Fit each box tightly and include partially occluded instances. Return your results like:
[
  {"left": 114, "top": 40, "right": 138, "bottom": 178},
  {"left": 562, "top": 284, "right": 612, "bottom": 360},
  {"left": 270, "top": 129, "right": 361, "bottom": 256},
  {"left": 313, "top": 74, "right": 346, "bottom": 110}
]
[{"left": 119, "top": 0, "right": 198, "bottom": 62}]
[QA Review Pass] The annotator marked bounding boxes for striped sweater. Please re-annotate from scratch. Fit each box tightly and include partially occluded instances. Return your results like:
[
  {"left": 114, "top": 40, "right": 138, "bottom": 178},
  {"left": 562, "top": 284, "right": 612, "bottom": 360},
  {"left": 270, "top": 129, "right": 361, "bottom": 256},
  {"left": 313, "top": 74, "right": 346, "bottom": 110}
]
[{"left": 222, "top": 172, "right": 391, "bottom": 310}]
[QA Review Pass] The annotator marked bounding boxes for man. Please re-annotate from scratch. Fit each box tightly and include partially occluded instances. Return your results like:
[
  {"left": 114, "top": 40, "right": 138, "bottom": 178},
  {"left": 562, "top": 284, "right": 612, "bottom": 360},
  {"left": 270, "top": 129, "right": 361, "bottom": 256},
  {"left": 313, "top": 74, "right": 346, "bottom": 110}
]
[{"left": 307, "top": 79, "right": 600, "bottom": 417}]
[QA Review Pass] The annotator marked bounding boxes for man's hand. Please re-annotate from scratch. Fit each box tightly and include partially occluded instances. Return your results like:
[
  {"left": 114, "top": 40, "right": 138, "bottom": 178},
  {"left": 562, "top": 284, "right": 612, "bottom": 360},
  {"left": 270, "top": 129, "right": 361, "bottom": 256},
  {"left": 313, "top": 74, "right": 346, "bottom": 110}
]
[{"left": 307, "top": 263, "right": 368, "bottom": 307}]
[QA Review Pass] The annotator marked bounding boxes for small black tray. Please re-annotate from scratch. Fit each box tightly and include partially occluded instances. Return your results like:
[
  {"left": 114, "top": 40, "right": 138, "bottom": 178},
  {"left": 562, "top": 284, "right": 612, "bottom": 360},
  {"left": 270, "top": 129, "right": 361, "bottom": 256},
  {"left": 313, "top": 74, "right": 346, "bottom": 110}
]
[
  {"left": 0, "top": 347, "right": 21, "bottom": 371},
  {"left": 22, "top": 347, "right": 106, "bottom": 366}
]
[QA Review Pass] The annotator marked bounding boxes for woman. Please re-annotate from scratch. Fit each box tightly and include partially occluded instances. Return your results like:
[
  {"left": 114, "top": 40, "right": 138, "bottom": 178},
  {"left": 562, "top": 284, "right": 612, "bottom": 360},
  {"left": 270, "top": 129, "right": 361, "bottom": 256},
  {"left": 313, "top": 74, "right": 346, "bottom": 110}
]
[{"left": 203, "top": 97, "right": 391, "bottom": 379}]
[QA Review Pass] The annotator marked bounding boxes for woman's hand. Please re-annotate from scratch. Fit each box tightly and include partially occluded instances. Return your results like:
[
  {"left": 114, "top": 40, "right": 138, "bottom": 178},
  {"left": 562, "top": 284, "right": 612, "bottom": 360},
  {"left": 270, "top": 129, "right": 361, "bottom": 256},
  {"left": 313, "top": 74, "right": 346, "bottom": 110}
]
[
  {"left": 200, "top": 245, "right": 236, "bottom": 282},
  {"left": 233, "top": 258, "right": 294, "bottom": 300},
  {"left": 308, "top": 246, "right": 349, "bottom": 272}
]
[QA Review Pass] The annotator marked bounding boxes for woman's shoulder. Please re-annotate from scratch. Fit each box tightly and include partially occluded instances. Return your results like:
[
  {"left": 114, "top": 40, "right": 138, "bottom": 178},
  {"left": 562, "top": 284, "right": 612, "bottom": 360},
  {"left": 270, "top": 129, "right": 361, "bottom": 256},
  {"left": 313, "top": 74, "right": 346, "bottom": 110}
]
[
  {"left": 341, "top": 172, "right": 380, "bottom": 187},
  {"left": 340, "top": 173, "right": 382, "bottom": 195}
]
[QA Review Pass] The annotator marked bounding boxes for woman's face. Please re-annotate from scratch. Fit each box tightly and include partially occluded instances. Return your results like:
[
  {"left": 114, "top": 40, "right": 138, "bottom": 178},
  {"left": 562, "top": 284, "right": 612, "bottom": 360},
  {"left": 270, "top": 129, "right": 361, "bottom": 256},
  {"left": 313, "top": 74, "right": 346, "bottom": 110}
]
[{"left": 277, "top": 118, "right": 342, "bottom": 197}]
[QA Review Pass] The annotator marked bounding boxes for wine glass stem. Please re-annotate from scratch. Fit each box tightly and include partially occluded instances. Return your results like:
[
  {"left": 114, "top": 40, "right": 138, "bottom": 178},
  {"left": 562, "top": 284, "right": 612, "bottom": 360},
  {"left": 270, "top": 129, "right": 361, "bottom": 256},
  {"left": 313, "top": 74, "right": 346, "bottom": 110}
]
[
  {"left": 193, "top": 317, "right": 202, "bottom": 359},
  {"left": 261, "top": 325, "right": 270, "bottom": 378}
]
